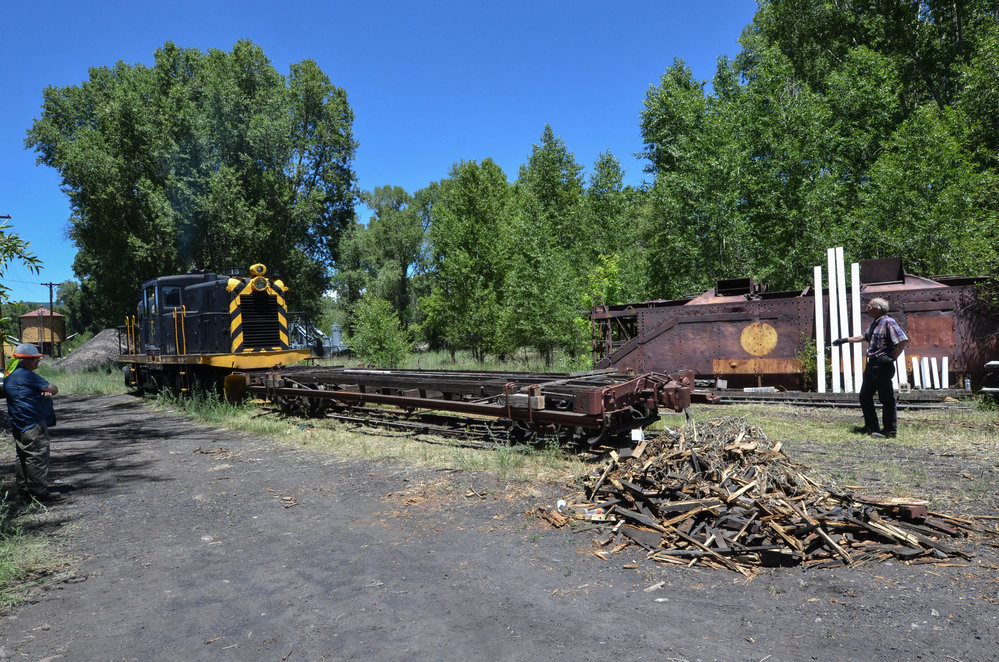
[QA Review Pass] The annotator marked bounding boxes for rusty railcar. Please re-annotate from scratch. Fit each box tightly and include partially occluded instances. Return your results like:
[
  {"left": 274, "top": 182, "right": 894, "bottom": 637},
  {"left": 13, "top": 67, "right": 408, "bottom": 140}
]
[
  {"left": 245, "top": 366, "right": 696, "bottom": 445},
  {"left": 592, "top": 258, "right": 998, "bottom": 390}
]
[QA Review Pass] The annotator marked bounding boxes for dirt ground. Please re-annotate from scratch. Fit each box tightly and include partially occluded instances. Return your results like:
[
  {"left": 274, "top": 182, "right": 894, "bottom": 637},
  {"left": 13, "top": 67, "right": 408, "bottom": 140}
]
[{"left": 0, "top": 394, "right": 997, "bottom": 662}]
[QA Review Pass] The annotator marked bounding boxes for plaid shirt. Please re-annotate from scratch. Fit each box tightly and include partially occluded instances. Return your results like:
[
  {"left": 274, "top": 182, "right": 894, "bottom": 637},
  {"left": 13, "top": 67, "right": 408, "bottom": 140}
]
[{"left": 863, "top": 314, "right": 907, "bottom": 359}]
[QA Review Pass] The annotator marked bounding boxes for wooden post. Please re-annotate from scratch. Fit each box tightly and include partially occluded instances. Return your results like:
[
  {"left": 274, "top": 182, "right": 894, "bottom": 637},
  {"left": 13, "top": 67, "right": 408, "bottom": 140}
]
[
  {"left": 813, "top": 266, "right": 826, "bottom": 393},
  {"left": 827, "top": 248, "right": 841, "bottom": 393}
]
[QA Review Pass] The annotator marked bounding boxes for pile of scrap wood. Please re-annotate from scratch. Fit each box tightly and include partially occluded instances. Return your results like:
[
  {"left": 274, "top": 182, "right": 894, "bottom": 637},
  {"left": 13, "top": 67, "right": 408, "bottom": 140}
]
[{"left": 539, "top": 418, "right": 988, "bottom": 574}]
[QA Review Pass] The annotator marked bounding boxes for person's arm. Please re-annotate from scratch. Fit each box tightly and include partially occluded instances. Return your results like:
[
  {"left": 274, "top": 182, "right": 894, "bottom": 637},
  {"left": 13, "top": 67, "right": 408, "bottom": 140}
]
[
  {"left": 832, "top": 334, "right": 863, "bottom": 346},
  {"left": 892, "top": 339, "right": 909, "bottom": 359},
  {"left": 33, "top": 373, "right": 57, "bottom": 396}
]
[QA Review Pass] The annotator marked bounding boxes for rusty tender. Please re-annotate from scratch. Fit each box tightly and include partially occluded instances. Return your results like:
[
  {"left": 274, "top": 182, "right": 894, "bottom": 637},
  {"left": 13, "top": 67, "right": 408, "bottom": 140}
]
[
  {"left": 245, "top": 367, "right": 695, "bottom": 444},
  {"left": 592, "top": 258, "right": 999, "bottom": 390}
]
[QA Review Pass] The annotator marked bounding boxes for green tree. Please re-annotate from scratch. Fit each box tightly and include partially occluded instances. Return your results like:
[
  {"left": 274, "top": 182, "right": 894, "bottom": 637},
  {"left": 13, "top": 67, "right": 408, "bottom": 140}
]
[
  {"left": 956, "top": 21, "right": 999, "bottom": 161},
  {"left": 328, "top": 218, "right": 376, "bottom": 336},
  {"left": 639, "top": 59, "right": 753, "bottom": 297},
  {"left": 55, "top": 280, "right": 84, "bottom": 335},
  {"left": 25, "top": 40, "right": 357, "bottom": 330},
  {"left": 348, "top": 296, "right": 410, "bottom": 368},
  {"left": 585, "top": 151, "right": 631, "bottom": 258},
  {"left": 420, "top": 159, "right": 512, "bottom": 360},
  {"left": 0, "top": 220, "right": 41, "bottom": 305},
  {"left": 360, "top": 186, "right": 424, "bottom": 326},
  {"left": 856, "top": 105, "right": 998, "bottom": 275},
  {"left": 500, "top": 209, "right": 581, "bottom": 364},
  {"left": 504, "top": 126, "right": 589, "bottom": 360},
  {"left": 515, "top": 125, "right": 586, "bottom": 261}
]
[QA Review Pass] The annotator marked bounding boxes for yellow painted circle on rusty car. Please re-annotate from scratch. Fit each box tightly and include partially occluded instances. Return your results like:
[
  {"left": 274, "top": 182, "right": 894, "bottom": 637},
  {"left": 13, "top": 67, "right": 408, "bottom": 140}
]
[{"left": 741, "top": 321, "right": 778, "bottom": 357}]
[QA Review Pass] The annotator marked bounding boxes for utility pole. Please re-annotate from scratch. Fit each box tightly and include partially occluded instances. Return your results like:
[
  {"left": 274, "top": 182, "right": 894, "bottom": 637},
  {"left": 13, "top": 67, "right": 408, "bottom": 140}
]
[
  {"left": 42, "top": 282, "right": 56, "bottom": 357},
  {"left": 1, "top": 214, "right": 10, "bottom": 370}
]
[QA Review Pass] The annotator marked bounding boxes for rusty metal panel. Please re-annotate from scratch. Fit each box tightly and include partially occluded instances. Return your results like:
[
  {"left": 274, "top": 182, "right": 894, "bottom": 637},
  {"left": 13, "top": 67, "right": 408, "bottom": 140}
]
[
  {"left": 860, "top": 258, "right": 904, "bottom": 284},
  {"left": 906, "top": 315, "right": 955, "bottom": 348},
  {"left": 713, "top": 358, "right": 803, "bottom": 375},
  {"left": 676, "top": 311, "right": 780, "bottom": 324},
  {"left": 573, "top": 389, "right": 604, "bottom": 414},
  {"left": 903, "top": 301, "right": 955, "bottom": 313}
]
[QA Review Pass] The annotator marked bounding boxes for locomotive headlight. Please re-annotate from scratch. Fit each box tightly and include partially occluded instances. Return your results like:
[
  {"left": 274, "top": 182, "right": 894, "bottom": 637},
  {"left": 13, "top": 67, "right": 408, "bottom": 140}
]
[
  {"left": 251, "top": 277, "right": 268, "bottom": 292},
  {"left": 250, "top": 263, "right": 267, "bottom": 277}
]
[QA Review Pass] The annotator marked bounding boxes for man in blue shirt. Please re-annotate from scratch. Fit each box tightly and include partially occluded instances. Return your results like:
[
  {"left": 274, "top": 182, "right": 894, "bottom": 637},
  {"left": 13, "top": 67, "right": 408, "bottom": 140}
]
[
  {"left": 3, "top": 343, "right": 59, "bottom": 501},
  {"left": 834, "top": 297, "right": 909, "bottom": 438}
]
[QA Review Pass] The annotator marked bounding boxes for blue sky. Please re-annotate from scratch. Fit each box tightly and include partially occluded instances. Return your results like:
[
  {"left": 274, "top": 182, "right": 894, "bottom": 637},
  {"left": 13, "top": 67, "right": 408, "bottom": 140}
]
[{"left": 1, "top": 0, "right": 757, "bottom": 304}]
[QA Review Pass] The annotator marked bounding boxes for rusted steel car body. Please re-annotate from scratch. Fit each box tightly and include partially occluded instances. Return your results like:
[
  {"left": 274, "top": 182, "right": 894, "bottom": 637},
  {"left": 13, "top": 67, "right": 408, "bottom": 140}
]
[{"left": 592, "top": 259, "right": 998, "bottom": 389}]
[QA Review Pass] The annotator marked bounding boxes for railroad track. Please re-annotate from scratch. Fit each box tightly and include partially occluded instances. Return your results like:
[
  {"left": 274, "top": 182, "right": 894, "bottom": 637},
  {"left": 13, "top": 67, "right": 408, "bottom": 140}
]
[
  {"left": 258, "top": 402, "right": 578, "bottom": 451},
  {"left": 705, "top": 390, "right": 974, "bottom": 410}
]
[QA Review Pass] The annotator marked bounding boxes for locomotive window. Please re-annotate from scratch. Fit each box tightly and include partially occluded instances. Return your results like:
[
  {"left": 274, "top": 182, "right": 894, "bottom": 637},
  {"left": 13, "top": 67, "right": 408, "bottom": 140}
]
[
  {"left": 145, "top": 286, "right": 157, "bottom": 315},
  {"left": 162, "top": 286, "right": 182, "bottom": 308}
]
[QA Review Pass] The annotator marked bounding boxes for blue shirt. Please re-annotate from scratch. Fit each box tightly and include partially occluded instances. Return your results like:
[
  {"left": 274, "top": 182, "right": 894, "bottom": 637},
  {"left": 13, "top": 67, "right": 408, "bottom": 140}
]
[
  {"left": 3, "top": 367, "right": 52, "bottom": 433},
  {"left": 863, "top": 314, "right": 908, "bottom": 359}
]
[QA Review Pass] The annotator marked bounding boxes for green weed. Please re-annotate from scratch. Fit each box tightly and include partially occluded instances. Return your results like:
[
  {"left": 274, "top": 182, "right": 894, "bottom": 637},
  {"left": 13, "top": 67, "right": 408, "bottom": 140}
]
[{"left": 0, "top": 494, "right": 61, "bottom": 611}]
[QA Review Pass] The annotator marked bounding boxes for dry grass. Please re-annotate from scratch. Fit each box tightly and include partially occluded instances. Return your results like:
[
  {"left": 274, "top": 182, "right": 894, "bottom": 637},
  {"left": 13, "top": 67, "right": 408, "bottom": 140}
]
[{"left": 153, "top": 393, "right": 589, "bottom": 485}]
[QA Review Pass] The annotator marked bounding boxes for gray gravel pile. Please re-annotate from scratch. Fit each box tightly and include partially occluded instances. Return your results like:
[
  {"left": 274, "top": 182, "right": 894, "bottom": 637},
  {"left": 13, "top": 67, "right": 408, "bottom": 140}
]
[{"left": 54, "top": 328, "right": 123, "bottom": 372}]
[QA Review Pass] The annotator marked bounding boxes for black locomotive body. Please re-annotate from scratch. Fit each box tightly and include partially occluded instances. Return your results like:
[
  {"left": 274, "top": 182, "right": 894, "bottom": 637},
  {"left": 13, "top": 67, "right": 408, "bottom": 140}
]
[{"left": 120, "top": 263, "right": 310, "bottom": 392}]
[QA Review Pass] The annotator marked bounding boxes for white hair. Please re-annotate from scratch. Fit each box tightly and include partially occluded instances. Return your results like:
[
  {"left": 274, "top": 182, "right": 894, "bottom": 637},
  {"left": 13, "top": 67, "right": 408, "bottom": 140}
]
[{"left": 868, "top": 297, "right": 889, "bottom": 313}]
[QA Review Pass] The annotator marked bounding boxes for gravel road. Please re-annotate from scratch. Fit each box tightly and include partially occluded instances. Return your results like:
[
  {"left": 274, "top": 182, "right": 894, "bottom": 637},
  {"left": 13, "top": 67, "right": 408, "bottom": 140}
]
[{"left": 1, "top": 394, "right": 997, "bottom": 661}]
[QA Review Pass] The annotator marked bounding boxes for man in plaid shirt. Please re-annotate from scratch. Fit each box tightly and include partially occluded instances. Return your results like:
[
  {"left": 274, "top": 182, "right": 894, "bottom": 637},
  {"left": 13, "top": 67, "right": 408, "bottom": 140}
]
[{"left": 833, "top": 297, "right": 909, "bottom": 437}]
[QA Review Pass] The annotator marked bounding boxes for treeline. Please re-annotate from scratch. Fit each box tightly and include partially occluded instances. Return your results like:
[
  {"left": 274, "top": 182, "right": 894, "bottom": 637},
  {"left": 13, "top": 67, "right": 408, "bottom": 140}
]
[
  {"left": 23, "top": 1, "right": 999, "bottom": 366},
  {"left": 341, "top": 1, "right": 999, "bottom": 365},
  {"left": 336, "top": 129, "right": 636, "bottom": 366}
]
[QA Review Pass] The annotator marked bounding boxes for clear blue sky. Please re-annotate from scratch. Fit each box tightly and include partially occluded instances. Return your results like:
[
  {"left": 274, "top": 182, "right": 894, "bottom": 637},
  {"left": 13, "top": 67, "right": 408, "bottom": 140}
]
[{"left": 1, "top": 0, "right": 757, "bottom": 304}]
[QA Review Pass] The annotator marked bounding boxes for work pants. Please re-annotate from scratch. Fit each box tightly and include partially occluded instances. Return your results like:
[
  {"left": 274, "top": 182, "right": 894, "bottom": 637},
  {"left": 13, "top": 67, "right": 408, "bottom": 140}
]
[
  {"left": 12, "top": 423, "right": 50, "bottom": 496},
  {"left": 859, "top": 360, "right": 897, "bottom": 435}
]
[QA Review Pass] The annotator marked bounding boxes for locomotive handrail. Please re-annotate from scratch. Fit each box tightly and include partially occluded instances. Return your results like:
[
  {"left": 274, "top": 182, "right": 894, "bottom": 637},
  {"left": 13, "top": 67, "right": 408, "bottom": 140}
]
[
  {"left": 172, "top": 308, "right": 180, "bottom": 355},
  {"left": 180, "top": 305, "right": 188, "bottom": 354},
  {"left": 170, "top": 306, "right": 189, "bottom": 355}
]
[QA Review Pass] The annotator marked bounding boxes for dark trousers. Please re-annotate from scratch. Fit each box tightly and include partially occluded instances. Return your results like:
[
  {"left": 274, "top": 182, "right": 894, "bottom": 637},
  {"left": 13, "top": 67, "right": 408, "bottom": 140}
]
[{"left": 859, "top": 361, "right": 897, "bottom": 434}]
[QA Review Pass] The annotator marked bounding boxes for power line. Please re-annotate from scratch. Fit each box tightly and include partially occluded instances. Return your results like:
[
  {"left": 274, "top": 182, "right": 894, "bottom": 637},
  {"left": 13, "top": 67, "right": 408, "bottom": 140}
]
[{"left": 2, "top": 277, "right": 49, "bottom": 287}]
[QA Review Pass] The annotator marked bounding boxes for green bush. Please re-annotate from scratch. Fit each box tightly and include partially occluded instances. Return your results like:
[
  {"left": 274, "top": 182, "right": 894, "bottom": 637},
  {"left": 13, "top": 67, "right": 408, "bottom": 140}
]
[{"left": 348, "top": 297, "right": 411, "bottom": 368}]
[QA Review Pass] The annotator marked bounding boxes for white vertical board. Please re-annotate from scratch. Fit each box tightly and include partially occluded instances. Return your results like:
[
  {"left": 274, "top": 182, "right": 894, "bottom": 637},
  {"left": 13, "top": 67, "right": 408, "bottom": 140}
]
[
  {"left": 930, "top": 357, "right": 940, "bottom": 389},
  {"left": 850, "top": 262, "right": 863, "bottom": 392},
  {"left": 896, "top": 350, "right": 909, "bottom": 389},
  {"left": 921, "top": 357, "right": 931, "bottom": 389},
  {"left": 827, "top": 248, "right": 841, "bottom": 393},
  {"left": 835, "top": 248, "right": 853, "bottom": 392},
  {"left": 911, "top": 355, "right": 922, "bottom": 388},
  {"left": 813, "top": 266, "right": 826, "bottom": 393},
  {"left": 942, "top": 357, "right": 950, "bottom": 389}
]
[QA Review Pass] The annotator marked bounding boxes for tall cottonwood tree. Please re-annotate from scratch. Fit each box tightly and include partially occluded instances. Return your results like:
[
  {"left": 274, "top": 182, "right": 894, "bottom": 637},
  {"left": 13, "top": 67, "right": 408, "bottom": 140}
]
[
  {"left": 420, "top": 159, "right": 513, "bottom": 359},
  {"left": 362, "top": 186, "right": 424, "bottom": 326},
  {"left": 25, "top": 40, "right": 357, "bottom": 329},
  {"left": 639, "top": 1, "right": 999, "bottom": 297},
  {"left": 507, "top": 126, "right": 592, "bottom": 362}
]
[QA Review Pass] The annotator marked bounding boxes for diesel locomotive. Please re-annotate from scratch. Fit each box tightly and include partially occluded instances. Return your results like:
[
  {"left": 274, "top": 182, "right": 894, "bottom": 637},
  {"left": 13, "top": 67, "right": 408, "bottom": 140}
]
[{"left": 120, "top": 263, "right": 311, "bottom": 393}]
